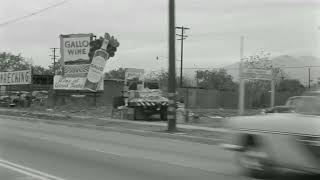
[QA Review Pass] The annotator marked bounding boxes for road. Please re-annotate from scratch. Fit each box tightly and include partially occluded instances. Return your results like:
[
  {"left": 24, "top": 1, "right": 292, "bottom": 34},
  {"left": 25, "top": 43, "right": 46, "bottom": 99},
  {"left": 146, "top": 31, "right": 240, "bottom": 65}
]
[{"left": 0, "top": 115, "right": 317, "bottom": 180}]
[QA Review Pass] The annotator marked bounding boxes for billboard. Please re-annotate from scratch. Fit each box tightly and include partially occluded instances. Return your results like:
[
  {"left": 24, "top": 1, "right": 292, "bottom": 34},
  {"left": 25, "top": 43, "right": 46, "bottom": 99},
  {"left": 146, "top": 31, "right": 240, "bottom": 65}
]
[
  {"left": 60, "top": 34, "right": 92, "bottom": 64},
  {"left": 241, "top": 68, "right": 273, "bottom": 80},
  {"left": 57, "top": 33, "right": 105, "bottom": 91},
  {"left": 53, "top": 75, "right": 103, "bottom": 90},
  {"left": 0, "top": 70, "right": 32, "bottom": 85}
]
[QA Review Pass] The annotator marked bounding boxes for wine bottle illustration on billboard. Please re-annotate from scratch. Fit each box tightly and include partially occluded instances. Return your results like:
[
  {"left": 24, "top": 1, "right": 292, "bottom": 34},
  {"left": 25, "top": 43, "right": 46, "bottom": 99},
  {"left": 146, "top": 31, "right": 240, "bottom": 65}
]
[{"left": 84, "top": 34, "right": 110, "bottom": 91}]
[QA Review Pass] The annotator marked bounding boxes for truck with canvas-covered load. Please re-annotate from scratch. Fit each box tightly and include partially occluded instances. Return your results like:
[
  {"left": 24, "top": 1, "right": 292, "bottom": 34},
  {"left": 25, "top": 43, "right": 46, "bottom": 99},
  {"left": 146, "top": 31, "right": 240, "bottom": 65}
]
[
  {"left": 127, "top": 87, "right": 168, "bottom": 120},
  {"left": 123, "top": 68, "right": 168, "bottom": 120}
]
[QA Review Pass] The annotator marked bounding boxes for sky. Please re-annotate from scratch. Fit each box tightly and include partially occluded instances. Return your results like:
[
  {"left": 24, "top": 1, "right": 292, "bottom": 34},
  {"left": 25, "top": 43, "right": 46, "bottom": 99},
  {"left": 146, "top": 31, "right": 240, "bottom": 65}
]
[{"left": 0, "top": 0, "right": 320, "bottom": 72}]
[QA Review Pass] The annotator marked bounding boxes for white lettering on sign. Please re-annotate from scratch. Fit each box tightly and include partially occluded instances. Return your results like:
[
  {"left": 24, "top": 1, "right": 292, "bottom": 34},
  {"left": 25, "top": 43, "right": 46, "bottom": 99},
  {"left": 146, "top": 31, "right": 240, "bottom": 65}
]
[
  {"left": 54, "top": 75, "right": 103, "bottom": 90},
  {"left": 61, "top": 35, "right": 91, "bottom": 63},
  {"left": 0, "top": 70, "right": 31, "bottom": 85}
]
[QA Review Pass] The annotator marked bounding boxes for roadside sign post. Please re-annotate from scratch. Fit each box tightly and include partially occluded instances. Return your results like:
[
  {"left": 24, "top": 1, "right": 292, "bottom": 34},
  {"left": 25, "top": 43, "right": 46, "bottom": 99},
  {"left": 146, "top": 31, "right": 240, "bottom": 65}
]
[
  {"left": 238, "top": 36, "right": 245, "bottom": 115},
  {"left": 239, "top": 79, "right": 245, "bottom": 115},
  {"left": 271, "top": 79, "right": 275, "bottom": 107},
  {"left": 239, "top": 67, "right": 274, "bottom": 113}
]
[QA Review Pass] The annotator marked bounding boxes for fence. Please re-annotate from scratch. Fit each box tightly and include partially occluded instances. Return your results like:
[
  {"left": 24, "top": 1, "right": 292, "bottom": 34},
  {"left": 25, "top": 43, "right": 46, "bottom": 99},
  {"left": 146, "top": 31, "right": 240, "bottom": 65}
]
[{"left": 177, "top": 88, "right": 302, "bottom": 109}]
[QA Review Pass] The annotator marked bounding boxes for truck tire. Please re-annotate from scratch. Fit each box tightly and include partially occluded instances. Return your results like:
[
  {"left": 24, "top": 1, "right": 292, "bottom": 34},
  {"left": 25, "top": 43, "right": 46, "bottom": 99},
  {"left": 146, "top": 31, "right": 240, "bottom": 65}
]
[{"left": 160, "top": 106, "right": 168, "bottom": 121}]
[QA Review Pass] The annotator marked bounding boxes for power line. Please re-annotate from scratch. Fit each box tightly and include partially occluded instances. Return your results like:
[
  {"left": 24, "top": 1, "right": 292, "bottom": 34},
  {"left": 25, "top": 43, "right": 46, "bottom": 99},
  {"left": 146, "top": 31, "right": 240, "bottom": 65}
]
[
  {"left": 0, "top": 0, "right": 69, "bottom": 27},
  {"left": 182, "top": 65, "right": 320, "bottom": 70}
]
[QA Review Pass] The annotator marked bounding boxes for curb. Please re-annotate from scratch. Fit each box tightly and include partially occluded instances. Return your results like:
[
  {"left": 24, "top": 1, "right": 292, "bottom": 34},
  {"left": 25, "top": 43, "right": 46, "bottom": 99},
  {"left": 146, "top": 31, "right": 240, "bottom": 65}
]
[{"left": 0, "top": 114, "right": 221, "bottom": 145}]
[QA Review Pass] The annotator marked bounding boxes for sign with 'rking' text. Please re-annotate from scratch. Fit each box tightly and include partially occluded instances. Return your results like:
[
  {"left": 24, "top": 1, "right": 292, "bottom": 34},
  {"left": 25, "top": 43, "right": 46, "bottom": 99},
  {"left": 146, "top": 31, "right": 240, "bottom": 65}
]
[
  {"left": 0, "top": 70, "right": 31, "bottom": 85},
  {"left": 60, "top": 34, "right": 92, "bottom": 63}
]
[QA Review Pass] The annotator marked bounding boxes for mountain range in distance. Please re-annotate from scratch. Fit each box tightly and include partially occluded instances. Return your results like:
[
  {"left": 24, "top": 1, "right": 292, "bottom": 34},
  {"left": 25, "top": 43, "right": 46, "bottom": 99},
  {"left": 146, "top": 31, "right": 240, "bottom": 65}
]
[
  {"left": 181, "top": 55, "right": 320, "bottom": 87},
  {"left": 224, "top": 55, "right": 320, "bottom": 86}
]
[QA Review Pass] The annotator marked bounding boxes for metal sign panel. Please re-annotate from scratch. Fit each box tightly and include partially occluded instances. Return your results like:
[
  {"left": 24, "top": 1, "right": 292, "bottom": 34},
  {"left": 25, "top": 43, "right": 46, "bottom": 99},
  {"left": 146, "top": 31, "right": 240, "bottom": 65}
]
[
  {"left": 241, "top": 68, "right": 272, "bottom": 80},
  {"left": 53, "top": 75, "right": 103, "bottom": 90},
  {"left": 125, "top": 68, "right": 144, "bottom": 81},
  {"left": 0, "top": 70, "right": 32, "bottom": 85},
  {"left": 60, "top": 34, "right": 92, "bottom": 64}
]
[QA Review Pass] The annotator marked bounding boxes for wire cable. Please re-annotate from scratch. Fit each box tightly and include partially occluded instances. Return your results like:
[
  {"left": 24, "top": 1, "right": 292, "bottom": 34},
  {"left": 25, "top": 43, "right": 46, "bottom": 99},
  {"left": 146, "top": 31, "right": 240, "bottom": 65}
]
[{"left": 0, "top": 0, "right": 69, "bottom": 27}]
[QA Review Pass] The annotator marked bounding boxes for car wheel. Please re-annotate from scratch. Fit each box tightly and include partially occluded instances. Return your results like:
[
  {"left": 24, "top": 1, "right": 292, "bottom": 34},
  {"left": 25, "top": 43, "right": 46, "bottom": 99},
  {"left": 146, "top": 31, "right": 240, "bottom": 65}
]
[{"left": 236, "top": 138, "right": 275, "bottom": 179}]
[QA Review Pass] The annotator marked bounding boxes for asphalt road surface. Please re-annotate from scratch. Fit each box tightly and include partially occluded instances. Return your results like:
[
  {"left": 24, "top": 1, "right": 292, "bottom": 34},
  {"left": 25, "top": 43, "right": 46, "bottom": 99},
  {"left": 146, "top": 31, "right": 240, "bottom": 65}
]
[{"left": 0, "top": 115, "right": 318, "bottom": 180}]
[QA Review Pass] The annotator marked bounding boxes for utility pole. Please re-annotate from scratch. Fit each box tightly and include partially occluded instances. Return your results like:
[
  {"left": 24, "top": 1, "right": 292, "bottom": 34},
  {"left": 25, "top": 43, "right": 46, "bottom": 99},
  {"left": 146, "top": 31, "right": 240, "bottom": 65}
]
[
  {"left": 176, "top": 26, "right": 189, "bottom": 88},
  {"left": 50, "top": 48, "right": 59, "bottom": 75},
  {"left": 167, "top": 0, "right": 177, "bottom": 132}
]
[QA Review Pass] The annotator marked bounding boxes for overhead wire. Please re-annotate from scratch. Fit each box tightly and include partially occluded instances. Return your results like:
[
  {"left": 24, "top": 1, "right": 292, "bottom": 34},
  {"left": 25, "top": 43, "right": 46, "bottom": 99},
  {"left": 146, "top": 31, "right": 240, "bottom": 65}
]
[{"left": 0, "top": 0, "right": 69, "bottom": 27}]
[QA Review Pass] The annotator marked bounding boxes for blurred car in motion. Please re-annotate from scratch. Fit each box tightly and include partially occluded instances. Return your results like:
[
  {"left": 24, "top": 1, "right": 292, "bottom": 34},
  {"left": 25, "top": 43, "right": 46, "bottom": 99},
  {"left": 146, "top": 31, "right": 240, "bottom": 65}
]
[
  {"left": 222, "top": 95, "right": 320, "bottom": 178},
  {"left": 262, "top": 96, "right": 314, "bottom": 114},
  {"left": 0, "top": 95, "right": 10, "bottom": 107}
]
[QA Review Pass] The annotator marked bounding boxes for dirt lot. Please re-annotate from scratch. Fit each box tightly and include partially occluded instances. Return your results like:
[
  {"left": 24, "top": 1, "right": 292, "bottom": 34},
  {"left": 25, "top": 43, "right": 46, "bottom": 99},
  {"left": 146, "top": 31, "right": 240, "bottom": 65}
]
[
  {"left": 0, "top": 105, "right": 261, "bottom": 144},
  {"left": 1, "top": 105, "right": 262, "bottom": 129}
]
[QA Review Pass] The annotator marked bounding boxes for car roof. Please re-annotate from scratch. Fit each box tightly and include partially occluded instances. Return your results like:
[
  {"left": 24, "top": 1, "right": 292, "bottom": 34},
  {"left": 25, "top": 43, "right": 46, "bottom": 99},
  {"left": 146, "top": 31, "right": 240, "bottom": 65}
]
[{"left": 287, "top": 96, "right": 315, "bottom": 100}]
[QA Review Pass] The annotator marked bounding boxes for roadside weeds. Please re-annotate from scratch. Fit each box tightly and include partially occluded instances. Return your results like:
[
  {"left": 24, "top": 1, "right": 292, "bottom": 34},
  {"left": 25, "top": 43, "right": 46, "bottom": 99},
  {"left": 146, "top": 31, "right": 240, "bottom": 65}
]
[{"left": 0, "top": 108, "right": 224, "bottom": 145}]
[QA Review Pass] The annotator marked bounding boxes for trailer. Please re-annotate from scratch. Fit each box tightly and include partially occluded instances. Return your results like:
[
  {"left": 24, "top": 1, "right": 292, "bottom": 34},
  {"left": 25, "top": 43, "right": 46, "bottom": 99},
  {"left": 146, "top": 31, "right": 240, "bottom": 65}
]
[{"left": 127, "top": 88, "right": 168, "bottom": 120}]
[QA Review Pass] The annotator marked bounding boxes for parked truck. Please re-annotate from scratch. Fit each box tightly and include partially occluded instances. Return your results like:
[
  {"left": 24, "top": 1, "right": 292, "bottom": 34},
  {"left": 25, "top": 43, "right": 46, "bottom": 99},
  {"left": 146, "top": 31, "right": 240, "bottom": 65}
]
[{"left": 125, "top": 80, "right": 168, "bottom": 120}]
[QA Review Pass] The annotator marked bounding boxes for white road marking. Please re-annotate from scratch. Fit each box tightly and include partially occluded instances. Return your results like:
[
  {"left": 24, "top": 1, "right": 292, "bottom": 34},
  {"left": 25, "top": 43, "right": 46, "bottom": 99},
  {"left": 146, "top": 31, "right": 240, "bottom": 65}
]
[{"left": 0, "top": 159, "right": 65, "bottom": 180}]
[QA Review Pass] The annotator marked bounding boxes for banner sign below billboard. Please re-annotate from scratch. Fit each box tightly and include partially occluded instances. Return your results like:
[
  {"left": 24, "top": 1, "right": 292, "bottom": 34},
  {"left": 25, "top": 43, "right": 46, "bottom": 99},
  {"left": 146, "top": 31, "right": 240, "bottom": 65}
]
[
  {"left": 53, "top": 75, "right": 103, "bottom": 90},
  {"left": 0, "top": 70, "right": 31, "bottom": 85},
  {"left": 241, "top": 68, "right": 273, "bottom": 80}
]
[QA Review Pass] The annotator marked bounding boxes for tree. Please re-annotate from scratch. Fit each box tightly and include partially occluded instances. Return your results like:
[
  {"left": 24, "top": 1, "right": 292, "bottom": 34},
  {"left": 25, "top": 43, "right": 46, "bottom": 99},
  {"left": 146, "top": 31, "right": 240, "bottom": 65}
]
[
  {"left": 32, "top": 65, "right": 53, "bottom": 75},
  {"left": 104, "top": 68, "right": 126, "bottom": 79},
  {"left": 48, "top": 61, "right": 63, "bottom": 75},
  {"left": 151, "top": 71, "right": 168, "bottom": 89},
  {"left": 144, "top": 71, "right": 193, "bottom": 89},
  {"left": 89, "top": 33, "right": 120, "bottom": 62},
  {"left": 196, "top": 69, "right": 237, "bottom": 91},
  {"left": 0, "top": 52, "right": 30, "bottom": 71},
  {"left": 0, "top": 52, "right": 61, "bottom": 75},
  {"left": 277, "top": 79, "right": 305, "bottom": 93}
]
